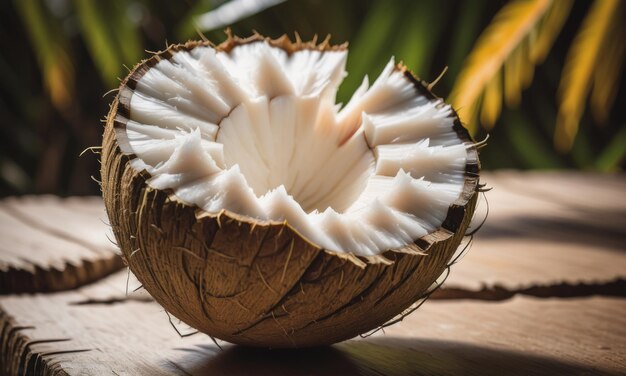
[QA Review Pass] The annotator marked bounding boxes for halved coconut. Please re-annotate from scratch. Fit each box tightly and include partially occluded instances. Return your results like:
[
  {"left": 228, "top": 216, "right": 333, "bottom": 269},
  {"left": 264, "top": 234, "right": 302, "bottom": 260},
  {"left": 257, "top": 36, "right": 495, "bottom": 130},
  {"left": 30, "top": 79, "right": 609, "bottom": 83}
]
[{"left": 101, "top": 33, "right": 480, "bottom": 348}]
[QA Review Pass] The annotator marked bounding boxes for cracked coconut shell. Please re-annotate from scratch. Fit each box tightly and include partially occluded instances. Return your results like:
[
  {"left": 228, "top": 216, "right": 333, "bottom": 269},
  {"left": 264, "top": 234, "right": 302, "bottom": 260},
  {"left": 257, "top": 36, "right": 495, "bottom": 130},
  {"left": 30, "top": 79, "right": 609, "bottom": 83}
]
[{"left": 101, "top": 33, "right": 480, "bottom": 348}]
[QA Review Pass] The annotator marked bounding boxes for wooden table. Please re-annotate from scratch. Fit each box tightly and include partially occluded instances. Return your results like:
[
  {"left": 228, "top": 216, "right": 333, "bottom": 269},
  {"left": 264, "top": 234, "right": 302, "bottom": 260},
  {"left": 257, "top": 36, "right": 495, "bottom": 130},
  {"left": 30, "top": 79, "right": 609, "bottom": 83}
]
[{"left": 1, "top": 171, "right": 625, "bottom": 375}]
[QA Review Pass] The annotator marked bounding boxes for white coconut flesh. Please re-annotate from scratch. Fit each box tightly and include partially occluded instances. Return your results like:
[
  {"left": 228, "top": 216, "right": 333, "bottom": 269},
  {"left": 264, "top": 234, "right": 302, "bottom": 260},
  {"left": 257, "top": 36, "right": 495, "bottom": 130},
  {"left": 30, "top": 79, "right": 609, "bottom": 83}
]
[{"left": 116, "top": 41, "right": 470, "bottom": 257}]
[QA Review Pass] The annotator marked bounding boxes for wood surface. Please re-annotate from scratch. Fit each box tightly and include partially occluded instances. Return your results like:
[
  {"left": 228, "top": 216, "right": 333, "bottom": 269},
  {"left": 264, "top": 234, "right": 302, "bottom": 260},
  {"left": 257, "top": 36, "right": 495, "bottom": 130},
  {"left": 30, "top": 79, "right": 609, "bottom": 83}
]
[
  {"left": 0, "top": 172, "right": 625, "bottom": 375},
  {"left": 439, "top": 171, "right": 626, "bottom": 298},
  {"left": 1, "top": 271, "right": 624, "bottom": 375},
  {"left": 0, "top": 196, "right": 123, "bottom": 293}
]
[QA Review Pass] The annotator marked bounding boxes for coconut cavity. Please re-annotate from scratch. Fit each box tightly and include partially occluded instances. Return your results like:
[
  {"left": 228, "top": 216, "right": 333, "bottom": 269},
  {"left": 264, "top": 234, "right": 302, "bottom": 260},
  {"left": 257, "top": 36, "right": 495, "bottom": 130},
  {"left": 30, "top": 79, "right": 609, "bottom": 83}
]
[{"left": 116, "top": 40, "right": 470, "bottom": 256}]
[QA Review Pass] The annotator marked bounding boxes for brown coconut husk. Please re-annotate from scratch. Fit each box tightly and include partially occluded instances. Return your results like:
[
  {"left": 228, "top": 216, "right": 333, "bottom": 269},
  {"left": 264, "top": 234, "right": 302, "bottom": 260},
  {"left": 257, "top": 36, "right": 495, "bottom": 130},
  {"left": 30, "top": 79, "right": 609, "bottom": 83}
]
[{"left": 101, "top": 33, "right": 480, "bottom": 348}]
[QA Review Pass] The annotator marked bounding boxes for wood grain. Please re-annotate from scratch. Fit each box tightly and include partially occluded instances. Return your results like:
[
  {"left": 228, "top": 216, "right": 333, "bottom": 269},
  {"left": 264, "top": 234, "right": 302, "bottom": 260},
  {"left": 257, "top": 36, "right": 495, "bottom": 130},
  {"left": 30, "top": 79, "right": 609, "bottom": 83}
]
[
  {"left": 0, "top": 172, "right": 625, "bottom": 374},
  {"left": 3, "top": 172, "right": 622, "bottom": 296},
  {"left": 439, "top": 171, "right": 626, "bottom": 296},
  {"left": 0, "top": 196, "right": 123, "bottom": 293},
  {"left": 1, "top": 270, "right": 624, "bottom": 375}
]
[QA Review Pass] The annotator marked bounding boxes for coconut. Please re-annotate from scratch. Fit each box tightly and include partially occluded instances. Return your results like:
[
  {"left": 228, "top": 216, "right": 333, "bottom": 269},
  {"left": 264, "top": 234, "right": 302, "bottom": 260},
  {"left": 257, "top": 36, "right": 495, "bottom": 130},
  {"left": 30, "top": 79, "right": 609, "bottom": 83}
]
[{"left": 101, "top": 33, "right": 480, "bottom": 348}]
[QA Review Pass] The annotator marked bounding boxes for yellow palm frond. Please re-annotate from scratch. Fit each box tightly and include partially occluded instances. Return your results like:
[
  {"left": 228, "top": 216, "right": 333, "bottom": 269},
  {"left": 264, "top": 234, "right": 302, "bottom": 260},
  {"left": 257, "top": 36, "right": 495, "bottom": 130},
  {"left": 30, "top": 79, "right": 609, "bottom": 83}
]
[
  {"left": 590, "top": 4, "right": 626, "bottom": 125},
  {"left": 14, "top": 0, "right": 74, "bottom": 110},
  {"left": 530, "top": 0, "right": 573, "bottom": 62},
  {"left": 450, "top": 0, "right": 572, "bottom": 133},
  {"left": 481, "top": 70, "right": 502, "bottom": 128},
  {"left": 555, "top": 0, "right": 621, "bottom": 151}
]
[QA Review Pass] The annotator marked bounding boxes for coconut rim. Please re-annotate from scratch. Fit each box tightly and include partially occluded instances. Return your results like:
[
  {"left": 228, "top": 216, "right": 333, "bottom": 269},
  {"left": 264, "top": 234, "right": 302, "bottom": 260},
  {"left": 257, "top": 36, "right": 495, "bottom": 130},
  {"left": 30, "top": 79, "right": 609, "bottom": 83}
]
[{"left": 107, "top": 33, "right": 480, "bottom": 267}]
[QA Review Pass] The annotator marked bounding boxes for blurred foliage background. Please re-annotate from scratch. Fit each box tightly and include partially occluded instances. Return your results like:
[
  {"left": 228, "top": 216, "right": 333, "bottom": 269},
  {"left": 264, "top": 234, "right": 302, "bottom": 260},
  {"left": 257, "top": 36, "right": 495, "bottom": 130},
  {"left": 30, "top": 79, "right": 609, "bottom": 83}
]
[{"left": 0, "top": 0, "right": 624, "bottom": 197}]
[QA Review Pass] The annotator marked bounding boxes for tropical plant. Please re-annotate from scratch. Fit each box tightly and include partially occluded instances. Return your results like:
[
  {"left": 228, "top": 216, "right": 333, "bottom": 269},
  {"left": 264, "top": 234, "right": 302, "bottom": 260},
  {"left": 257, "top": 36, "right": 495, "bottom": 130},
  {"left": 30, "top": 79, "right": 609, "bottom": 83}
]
[
  {"left": 450, "top": 0, "right": 625, "bottom": 152},
  {"left": 1, "top": 0, "right": 624, "bottom": 197}
]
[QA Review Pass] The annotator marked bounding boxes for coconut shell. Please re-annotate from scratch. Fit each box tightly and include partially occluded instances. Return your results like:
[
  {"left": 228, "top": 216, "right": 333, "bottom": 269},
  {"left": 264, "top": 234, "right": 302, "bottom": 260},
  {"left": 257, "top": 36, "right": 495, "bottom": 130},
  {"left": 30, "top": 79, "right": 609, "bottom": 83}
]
[{"left": 101, "top": 35, "right": 480, "bottom": 348}]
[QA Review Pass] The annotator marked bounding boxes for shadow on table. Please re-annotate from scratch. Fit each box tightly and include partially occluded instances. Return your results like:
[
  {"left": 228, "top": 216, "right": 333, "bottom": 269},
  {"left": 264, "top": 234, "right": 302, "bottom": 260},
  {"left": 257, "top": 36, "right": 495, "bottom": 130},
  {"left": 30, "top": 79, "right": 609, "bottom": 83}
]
[
  {"left": 477, "top": 207, "right": 626, "bottom": 253},
  {"left": 169, "top": 337, "right": 615, "bottom": 376}
]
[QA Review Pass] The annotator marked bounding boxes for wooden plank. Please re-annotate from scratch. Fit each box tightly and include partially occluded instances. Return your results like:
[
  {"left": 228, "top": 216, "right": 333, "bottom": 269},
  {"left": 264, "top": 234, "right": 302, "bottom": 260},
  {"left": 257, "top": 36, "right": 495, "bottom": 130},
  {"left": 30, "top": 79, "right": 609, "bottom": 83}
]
[
  {"left": 0, "top": 196, "right": 123, "bottom": 293},
  {"left": 0, "top": 173, "right": 624, "bottom": 374},
  {"left": 1, "top": 270, "right": 624, "bottom": 375},
  {"left": 370, "top": 296, "right": 626, "bottom": 375},
  {"left": 440, "top": 171, "right": 626, "bottom": 295},
  {"left": 1, "top": 173, "right": 623, "bottom": 295}
]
